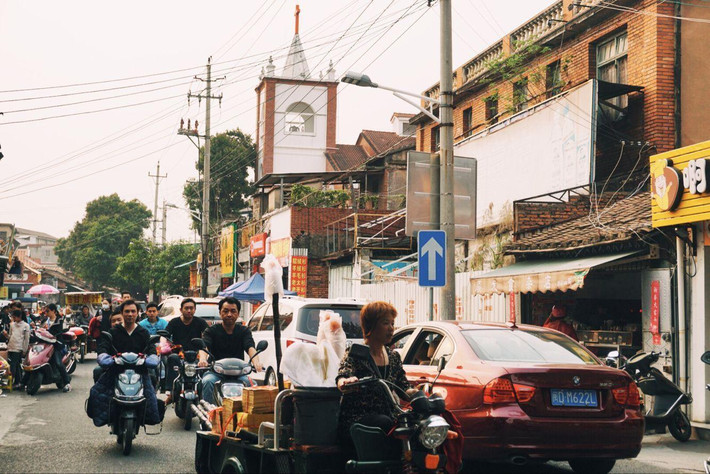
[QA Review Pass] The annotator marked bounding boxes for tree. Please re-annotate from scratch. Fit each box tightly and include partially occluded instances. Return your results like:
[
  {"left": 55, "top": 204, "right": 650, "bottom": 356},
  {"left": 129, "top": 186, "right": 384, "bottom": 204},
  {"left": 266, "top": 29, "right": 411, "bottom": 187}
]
[
  {"left": 183, "top": 129, "right": 255, "bottom": 230},
  {"left": 114, "top": 239, "right": 198, "bottom": 297},
  {"left": 55, "top": 194, "right": 151, "bottom": 289}
]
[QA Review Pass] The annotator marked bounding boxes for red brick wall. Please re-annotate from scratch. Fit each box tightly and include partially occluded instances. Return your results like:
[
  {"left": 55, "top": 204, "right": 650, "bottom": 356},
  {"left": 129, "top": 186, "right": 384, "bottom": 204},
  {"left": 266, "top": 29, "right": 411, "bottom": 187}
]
[
  {"left": 327, "top": 84, "right": 338, "bottom": 150},
  {"left": 290, "top": 207, "right": 354, "bottom": 237},
  {"left": 417, "top": 0, "right": 677, "bottom": 158},
  {"left": 306, "top": 260, "right": 329, "bottom": 298}
]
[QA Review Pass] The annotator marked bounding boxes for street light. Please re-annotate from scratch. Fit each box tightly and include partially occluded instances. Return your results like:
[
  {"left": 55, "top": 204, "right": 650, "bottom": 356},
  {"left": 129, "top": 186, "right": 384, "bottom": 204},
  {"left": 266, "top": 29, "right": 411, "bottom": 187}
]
[
  {"left": 341, "top": 3, "right": 457, "bottom": 322},
  {"left": 165, "top": 203, "right": 201, "bottom": 222}
]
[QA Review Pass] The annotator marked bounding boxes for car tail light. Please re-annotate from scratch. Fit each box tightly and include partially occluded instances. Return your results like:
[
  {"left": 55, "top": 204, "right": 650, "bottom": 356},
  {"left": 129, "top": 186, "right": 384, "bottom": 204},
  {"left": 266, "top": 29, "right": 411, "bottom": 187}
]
[
  {"left": 612, "top": 382, "right": 641, "bottom": 408},
  {"left": 513, "top": 383, "right": 536, "bottom": 403},
  {"left": 483, "top": 377, "right": 517, "bottom": 404}
]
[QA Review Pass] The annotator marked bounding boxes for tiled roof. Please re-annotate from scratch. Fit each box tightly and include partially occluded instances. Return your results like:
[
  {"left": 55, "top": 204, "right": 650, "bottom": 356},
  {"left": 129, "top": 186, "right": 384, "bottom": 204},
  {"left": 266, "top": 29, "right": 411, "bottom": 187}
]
[
  {"left": 325, "top": 144, "right": 369, "bottom": 172},
  {"left": 360, "top": 130, "right": 415, "bottom": 157},
  {"left": 507, "top": 191, "right": 653, "bottom": 253}
]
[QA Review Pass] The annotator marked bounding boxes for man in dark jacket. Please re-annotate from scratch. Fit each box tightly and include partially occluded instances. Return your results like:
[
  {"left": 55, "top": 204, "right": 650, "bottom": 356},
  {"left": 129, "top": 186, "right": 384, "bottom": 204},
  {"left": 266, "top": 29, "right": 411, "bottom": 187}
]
[{"left": 97, "top": 300, "right": 154, "bottom": 356}]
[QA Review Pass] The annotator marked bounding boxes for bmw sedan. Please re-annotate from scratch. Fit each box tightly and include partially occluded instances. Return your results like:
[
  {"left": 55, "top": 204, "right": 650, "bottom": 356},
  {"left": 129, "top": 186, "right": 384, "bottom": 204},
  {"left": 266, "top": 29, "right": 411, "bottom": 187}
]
[{"left": 391, "top": 321, "right": 644, "bottom": 474}]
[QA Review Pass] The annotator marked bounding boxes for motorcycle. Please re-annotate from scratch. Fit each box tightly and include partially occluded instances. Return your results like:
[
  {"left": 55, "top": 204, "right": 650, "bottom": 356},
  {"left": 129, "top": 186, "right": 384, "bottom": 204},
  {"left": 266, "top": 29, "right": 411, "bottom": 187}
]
[
  {"left": 156, "top": 330, "right": 207, "bottom": 431},
  {"left": 22, "top": 327, "right": 76, "bottom": 395},
  {"left": 66, "top": 325, "right": 89, "bottom": 363},
  {"left": 609, "top": 350, "right": 692, "bottom": 442},
  {"left": 701, "top": 350, "right": 710, "bottom": 474},
  {"left": 100, "top": 331, "right": 161, "bottom": 455},
  {"left": 344, "top": 343, "right": 451, "bottom": 473},
  {"left": 191, "top": 339, "right": 268, "bottom": 411}
]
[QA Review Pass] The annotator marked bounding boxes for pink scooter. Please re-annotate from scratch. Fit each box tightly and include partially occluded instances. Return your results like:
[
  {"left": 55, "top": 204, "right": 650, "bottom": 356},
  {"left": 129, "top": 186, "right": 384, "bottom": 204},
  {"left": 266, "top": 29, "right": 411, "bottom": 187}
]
[{"left": 22, "top": 327, "right": 76, "bottom": 395}]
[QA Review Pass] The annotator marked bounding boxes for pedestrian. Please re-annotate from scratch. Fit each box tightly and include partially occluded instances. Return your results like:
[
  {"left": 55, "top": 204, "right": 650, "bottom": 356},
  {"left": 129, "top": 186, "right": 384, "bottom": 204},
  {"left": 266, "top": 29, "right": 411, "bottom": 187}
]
[
  {"left": 1, "top": 310, "right": 30, "bottom": 389},
  {"left": 138, "top": 302, "right": 166, "bottom": 335},
  {"left": 0, "top": 305, "right": 10, "bottom": 342},
  {"left": 74, "top": 305, "right": 92, "bottom": 327},
  {"left": 543, "top": 305, "right": 578, "bottom": 341},
  {"left": 99, "top": 299, "right": 113, "bottom": 334}
]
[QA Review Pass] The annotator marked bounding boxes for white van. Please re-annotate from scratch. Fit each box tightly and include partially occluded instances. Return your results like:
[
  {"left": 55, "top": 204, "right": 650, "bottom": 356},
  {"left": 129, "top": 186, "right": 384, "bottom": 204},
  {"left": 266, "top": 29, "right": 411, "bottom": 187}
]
[{"left": 247, "top": 296, "right": 367, "bottom": 386}]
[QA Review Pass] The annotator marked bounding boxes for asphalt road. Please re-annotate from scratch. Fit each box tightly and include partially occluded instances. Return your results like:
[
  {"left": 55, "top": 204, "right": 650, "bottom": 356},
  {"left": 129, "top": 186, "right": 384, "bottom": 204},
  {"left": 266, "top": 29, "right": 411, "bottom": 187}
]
[{"left": 1, "top": 355, "right": 708, "bottom": 473}]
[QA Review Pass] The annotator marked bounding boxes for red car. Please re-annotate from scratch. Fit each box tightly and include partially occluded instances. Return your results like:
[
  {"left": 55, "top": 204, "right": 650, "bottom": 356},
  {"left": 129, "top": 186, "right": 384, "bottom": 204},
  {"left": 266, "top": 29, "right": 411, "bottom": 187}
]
[{"left": 391, "top": 321, "right": 644, "bottom": 474}]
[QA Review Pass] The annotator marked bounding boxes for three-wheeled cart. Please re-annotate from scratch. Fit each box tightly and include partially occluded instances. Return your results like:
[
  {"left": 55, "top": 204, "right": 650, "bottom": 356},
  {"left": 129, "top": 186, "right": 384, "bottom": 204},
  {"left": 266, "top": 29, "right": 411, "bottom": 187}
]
[{"left": 195, "top": 387, "right": 351, "bottom": 474}]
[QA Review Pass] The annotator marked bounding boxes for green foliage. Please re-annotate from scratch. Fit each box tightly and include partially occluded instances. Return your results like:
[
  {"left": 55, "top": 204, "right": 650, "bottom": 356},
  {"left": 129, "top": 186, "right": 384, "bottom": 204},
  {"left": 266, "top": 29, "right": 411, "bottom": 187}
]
[
  {"left": 289, "top": 184, "right": 350, "bottom": 208},
  {"left": 55, "top": 194, "right": 151, "bottom": 289},
  {"left": 484, "top": 41, "right": 552, "bottom": 82},
  {"left": 358, "top": 194, "right": 380, "bottom": 209},
  {"left": 114, "top": 239, "right": 198, "bottom": 297},
  {"left": 183, "top": 129, "right": 256, "bottom": 230}
]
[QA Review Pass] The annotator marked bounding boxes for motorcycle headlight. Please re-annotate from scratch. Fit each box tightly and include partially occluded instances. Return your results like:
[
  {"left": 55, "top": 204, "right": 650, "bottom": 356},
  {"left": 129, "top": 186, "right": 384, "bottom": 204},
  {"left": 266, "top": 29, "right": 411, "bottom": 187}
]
[
  {"left": 118, "top": 373, "right": 141, "bottom": 384},
  {"left": 418, "top": 415, "right": 450, "bottom": 450},
  {"left": 31, "top": 345, "right": 45, "bottom": 353},
  {"left": 184, "top": 364, "right": 197, "bottom": 377},
  {"left": 222, "top": 383, "right": 244, "bottom": 398}
]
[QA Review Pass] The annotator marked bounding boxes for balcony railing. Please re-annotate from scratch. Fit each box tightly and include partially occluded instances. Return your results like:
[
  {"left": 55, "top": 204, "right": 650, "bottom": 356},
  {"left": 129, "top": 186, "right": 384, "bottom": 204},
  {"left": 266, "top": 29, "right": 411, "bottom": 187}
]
[
  {"left": 510, "top": 2, "right": 564, "bottom": 48},
  {"left": 462, "top": 41, "right": 504, "bottom": 84},
  {"left": 325, "top": 209, "right": 413, "bottom": 256}
]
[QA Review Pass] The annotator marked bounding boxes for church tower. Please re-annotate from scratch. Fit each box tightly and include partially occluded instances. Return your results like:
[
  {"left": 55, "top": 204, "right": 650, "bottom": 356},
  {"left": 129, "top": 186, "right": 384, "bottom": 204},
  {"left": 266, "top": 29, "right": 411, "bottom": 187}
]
[{"left": 254, "top": 5, "right": 338, "bottom": 183}]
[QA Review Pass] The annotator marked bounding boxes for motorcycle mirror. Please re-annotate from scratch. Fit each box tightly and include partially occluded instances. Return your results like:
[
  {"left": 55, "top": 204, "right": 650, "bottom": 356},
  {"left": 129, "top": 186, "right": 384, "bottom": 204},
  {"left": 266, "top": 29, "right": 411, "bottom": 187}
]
[
  {"left": 157, "top": 330, "right": 170, "bottom": 338},
  {"left": 437, "top": 356, "right": 447, "bottom": 373},
  {"left": 701, "top": 351, "right": 710, "bottom": 365},
  {"left": 101, "top": 331, "right": 113, "bottom": 342},
  {"left": 148, "top": 335, "right": 160, "bottom": 345},
  {"left": 256, "top": 340, "right": 268, "bottom": 352},
  {"left": 607, "top": 350, "right": 619, "bottom": 359},
  {"left": 190, "top": 338, "right": 206, "bottom": 350},
  {"left": 349, "top": 343, "right": 370, "bottom": 361}
]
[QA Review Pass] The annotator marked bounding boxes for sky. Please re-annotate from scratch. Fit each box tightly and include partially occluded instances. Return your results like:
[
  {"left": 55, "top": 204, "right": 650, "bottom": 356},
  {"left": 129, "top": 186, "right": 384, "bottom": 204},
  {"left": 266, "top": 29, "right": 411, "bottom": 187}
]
[{"left": 0, "top": 0, "right": 553, "bottom": 242}]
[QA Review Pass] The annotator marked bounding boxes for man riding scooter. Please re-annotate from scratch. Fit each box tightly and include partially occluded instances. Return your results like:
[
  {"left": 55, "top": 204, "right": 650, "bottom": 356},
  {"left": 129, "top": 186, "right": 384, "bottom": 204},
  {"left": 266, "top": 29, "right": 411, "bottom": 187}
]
[{"left": 198, "top": 297, "right": 263, "bottom": 406}]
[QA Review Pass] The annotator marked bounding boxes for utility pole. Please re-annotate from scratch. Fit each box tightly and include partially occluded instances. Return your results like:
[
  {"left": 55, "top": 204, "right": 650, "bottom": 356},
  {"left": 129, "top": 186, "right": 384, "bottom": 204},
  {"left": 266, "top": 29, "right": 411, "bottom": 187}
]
[
  {"left": 439, "top": 0, "right": 456, "bottom": 320},
  {"left": 148, "top": 162, "right": 167, "bottom": 244},
  {"left": 161, "top": 199, "right": 168, "bottom": 246},
  {"left": 178, "top": 57, "right": 223, "bottom": 297}
]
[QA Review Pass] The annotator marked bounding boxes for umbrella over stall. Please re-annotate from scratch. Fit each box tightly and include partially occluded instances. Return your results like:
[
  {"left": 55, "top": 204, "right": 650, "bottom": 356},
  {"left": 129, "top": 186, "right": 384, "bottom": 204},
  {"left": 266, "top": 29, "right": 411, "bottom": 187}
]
[
  {"left": 26, "top": 284, "right": 60, "bottom": 295},
  {"left": 218, "top": 273, "right": 296, "bottom": 302}
]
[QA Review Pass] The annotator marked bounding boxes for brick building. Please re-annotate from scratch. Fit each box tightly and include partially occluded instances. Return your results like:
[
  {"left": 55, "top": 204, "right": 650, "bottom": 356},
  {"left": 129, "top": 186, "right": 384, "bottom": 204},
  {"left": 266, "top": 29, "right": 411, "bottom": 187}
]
[{"left": 410, "top": 0, "right": 710, "bottom": 421}]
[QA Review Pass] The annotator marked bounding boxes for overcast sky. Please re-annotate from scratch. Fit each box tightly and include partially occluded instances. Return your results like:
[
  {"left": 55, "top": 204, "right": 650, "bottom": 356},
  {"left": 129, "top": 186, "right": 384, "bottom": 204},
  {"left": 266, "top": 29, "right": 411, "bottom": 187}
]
[{"left": 0, "top": 0, "right": 552, "bottom": 242}]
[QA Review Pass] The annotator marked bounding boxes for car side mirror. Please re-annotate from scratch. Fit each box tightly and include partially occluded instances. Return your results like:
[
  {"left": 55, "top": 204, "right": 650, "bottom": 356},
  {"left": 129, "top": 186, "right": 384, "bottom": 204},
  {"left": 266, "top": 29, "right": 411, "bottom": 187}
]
[
  {"left": 256, "top": 340, "right": 268, "bottom": 352},
  {"left": 702, "top": 351, "right": 710, "bottom": 365}
]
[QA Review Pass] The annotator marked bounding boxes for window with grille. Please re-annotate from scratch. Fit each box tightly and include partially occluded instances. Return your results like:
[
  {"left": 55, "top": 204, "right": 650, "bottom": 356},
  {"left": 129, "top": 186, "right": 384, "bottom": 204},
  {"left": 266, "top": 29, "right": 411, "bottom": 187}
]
[
  {"left": 431, "top": 127, "right": 440, "bottom": 152},
  {"left": 513, "top": 79, "right": 528, "bottom": 113},
  {"left": 485, "top": 95, "right": 498, "bottom": 125},
  {"left": 546, "top": 60, "right": 562, "bottom": 98}
]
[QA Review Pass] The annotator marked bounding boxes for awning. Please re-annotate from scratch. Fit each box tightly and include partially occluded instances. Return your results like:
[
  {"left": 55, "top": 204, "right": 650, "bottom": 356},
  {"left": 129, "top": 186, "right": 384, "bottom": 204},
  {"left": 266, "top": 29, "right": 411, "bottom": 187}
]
[
  {"left": 207, "top": 284, "right": 221, "bottom": 296},
  {"left": 597, "top": 80, "right": 643, "bottom": 100},
  {"left": 471, "top": 251, "right": 640, "bottom": 296}
]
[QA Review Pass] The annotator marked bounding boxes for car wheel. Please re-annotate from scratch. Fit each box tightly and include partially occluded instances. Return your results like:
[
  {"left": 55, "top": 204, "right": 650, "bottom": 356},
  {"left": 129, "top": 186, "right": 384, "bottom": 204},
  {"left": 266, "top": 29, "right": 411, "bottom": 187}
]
[
  {"left": 669, "top": 410, "right": 692, "bottom": 442},
  {"left": 568, "top": 459, "right": 616, "bottom": 474},
  {"left": 265, "top": 368, "right": 277, "bottom": 387}
]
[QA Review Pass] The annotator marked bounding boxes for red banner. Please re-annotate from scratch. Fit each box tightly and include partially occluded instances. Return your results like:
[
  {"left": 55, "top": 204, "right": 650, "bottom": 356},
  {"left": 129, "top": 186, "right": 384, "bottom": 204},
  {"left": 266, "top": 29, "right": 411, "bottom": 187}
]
[
  {"left": 650, "top": 280, "right": 661, "bottom": 345},
  {"left": 290, "top": 255, "right": 308, "bottom": 297},
  {"left": 509, "top": 292, "right": 516, "bottom": 323},
  {"left": 250, "top": 233, "right": 267, "bottom": 257}
]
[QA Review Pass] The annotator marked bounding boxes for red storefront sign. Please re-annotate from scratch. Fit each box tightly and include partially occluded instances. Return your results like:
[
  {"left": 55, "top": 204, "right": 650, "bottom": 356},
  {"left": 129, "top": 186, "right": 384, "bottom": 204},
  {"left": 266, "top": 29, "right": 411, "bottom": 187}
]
[
  {"left": 250, "top": 233, "right": 267, "bottom": 257},
  {"left": 650, "top": 280, "right": 661, "bottom": 345},
  {"left": 290, "top": 255, "right": 308, "bottom": 297},
  {"left": 509, "top": 292, "right": 516, "bottom": 323}
]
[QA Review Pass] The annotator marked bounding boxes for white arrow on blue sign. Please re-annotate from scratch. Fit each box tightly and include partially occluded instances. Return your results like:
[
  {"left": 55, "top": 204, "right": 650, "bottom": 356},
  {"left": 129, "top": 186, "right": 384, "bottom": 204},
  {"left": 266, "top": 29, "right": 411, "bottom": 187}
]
[{"left": 418, "top": 230, "right": 446, "bottom": 287}]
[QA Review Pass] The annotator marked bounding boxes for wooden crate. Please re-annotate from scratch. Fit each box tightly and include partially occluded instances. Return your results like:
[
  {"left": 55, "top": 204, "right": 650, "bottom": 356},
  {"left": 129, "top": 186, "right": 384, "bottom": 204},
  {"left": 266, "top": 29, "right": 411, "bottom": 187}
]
[{"left": 242, "top": 386, "right": 278, "bottom": 414}]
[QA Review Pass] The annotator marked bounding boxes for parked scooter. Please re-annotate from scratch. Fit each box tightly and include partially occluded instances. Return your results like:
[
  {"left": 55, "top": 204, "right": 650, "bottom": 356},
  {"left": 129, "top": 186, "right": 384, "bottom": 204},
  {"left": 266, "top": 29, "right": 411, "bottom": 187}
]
[
  {"left": 609, "top": 350, "right": 692, "bottom": 441},
  {"left": 66, "top": 325, "right": 90, "bottom": 363},
  {"left": 191, "top": 339, "right": 268, "bottom": 412},
  {"left": 701, "top": 351, "right": 710, "bottom": 474},
  {"left": 22, "top": 327, "right": 76, "bottom": 395},
  {"left": 157, "top": 331, "right": 207, "bottom": 430},
  {"left": 100, "top": 331, "right": 161, "bottom": 455}
]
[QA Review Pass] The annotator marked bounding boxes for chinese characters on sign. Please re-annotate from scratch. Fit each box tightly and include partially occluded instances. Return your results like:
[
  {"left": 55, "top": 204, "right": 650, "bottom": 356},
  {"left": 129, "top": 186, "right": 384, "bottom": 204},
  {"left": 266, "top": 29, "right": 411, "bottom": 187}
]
[
  {"left": 250, "top": 233, "right": 267, "bottom": 258},
  {"left": 66, "top": 293, "right": 103, "bottom": 305},
  {"left": 509, "top": 292, "right": 516, "bottom": 323},
  {"left": 289, "top": 255, "right": 308, "bottom": 297},
  {"left": 220, "top": 225, "right": 235, "bottom": 278},
  {"left": 650, "top": 280, "right": 661, "bottom": 345}
]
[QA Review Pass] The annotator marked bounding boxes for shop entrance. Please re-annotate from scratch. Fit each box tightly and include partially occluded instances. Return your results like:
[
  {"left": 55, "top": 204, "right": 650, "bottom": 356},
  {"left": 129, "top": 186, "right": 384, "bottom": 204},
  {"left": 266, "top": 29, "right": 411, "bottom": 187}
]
[{"left": 522, "top": 268, "right": 643, "bottom": 359}]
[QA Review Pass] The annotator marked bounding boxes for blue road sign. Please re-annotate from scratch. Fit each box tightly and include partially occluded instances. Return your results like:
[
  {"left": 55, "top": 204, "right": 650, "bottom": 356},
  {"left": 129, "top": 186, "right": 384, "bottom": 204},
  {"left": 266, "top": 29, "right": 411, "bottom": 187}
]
[{"left": 418, "top": 230, "right": 446, "bottom": 287}]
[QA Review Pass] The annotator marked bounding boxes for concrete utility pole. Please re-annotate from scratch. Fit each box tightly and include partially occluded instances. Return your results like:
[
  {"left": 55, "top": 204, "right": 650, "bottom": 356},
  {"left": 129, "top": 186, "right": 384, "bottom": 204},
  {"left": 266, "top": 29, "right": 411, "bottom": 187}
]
[
  {"left": 148, "top": 162, "right": 167, "bottom": 244},
  {"left": 183, "top": 57, "right": 223, "bottom": 297},
  {"left": 439, "top": 0, "right": 456, "bottom": 320},
  {"left": 161, "top": 199, "right": 168, "bottom": 246}
]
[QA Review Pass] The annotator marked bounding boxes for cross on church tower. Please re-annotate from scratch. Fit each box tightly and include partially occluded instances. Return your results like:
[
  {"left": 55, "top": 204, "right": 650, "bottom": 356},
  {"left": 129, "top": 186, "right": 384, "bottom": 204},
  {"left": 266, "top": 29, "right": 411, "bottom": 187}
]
[{"left": 295, "top": 4, "right": 300, "bottom": 35}]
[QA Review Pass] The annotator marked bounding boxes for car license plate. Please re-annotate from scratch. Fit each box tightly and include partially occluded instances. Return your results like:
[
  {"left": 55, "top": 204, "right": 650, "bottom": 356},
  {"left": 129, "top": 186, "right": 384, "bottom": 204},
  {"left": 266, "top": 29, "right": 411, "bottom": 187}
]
[{"left": 550, "top": 389, "right": 598, "bottom": 407}]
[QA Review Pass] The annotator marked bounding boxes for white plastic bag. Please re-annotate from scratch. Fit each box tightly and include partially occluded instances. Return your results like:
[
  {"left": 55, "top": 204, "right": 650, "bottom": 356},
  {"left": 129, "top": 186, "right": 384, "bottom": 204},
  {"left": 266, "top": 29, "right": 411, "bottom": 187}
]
[
  {"left": 316, "top": 310, "right": 347, "bottom": 360},
  {"left": 260, "top": 254, "right": 284, "bottom": 301}
]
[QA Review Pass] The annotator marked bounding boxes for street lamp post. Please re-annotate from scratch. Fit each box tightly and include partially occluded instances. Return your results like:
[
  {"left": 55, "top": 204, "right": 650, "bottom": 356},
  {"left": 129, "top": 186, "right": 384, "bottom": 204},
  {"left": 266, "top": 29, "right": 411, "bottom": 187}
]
[{"left": 340, "top": 1, "right": 456, "bottom": 320}]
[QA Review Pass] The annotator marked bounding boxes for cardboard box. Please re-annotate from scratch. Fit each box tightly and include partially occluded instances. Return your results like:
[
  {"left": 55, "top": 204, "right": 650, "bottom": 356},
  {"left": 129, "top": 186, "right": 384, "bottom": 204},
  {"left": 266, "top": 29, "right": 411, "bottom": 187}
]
[
  {"left": 209, "top": 407, "right": 224, "bottom": 435},
  {"left": 243, "top": 386, "right": 278, "bottom": 414},
  {"left": 235, "top": 412, "right": 273, "bottom": 432},
  {"left": 222, "top": 397, "right": 242, "bottom": 428}
]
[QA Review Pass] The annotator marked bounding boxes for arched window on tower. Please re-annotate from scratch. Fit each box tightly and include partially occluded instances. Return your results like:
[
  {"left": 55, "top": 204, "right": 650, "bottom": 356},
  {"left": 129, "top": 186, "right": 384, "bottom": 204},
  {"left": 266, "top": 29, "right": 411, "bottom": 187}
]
[{"left": 284, "top": 102, "right": 315, "bottom": 134}]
